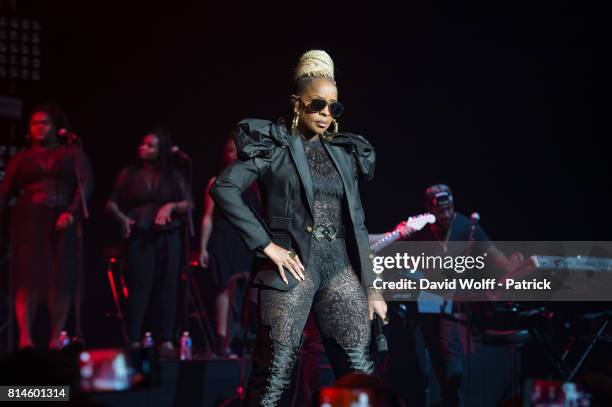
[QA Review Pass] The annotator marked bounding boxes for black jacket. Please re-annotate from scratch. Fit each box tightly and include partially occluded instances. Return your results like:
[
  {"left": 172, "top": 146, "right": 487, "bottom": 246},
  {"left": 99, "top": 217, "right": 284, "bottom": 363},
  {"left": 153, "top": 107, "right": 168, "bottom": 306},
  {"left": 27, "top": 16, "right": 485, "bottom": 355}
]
[{"left": 210, "top": 118, "right": 377, "bottom": 290}]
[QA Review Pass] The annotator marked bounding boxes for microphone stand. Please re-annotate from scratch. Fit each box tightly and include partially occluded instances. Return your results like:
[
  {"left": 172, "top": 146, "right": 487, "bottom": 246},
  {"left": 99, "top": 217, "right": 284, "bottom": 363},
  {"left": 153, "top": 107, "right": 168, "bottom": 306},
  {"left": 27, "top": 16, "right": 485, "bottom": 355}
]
[
  {"left": 175, "top": 151, "right": 214, "bottom": 354},
  {"left": 66, "top": 135, "right": 89, "bottom": 345},
  {"left": 175, "top": 152, "right": 194, "bottom": 332},
  {"left": 465, "top": 214, "right": 478, "bottom": 255},
  {"left": 463, "top": 213, "right": 479, "bottom": 407},
  {"left": 177, "top": 152, "right": 195, "bottom": 238}
]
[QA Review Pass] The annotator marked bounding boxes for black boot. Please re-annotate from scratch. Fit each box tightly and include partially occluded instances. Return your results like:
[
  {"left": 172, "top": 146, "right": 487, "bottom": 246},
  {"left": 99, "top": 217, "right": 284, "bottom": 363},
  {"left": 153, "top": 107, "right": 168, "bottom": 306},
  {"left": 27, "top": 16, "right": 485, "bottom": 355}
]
[
  {"left": 215, "top": 334, "right": 236, "bottom": 358},
  {"left": 247, "top": 326, "right": 300, "bottom": 407},
  {"left": 441, "top": 374, "right": 463, "bottom": 407},
  {"left": 322, "top": 337, "right": 374, "bottom": 380}
]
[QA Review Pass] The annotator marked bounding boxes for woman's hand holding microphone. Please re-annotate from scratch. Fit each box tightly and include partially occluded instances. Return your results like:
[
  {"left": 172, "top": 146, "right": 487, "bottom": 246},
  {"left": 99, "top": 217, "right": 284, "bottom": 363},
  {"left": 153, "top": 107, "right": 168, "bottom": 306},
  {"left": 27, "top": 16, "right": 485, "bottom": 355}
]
[{"left": 368, "top": 297, "right": 389, "bottom": 325}]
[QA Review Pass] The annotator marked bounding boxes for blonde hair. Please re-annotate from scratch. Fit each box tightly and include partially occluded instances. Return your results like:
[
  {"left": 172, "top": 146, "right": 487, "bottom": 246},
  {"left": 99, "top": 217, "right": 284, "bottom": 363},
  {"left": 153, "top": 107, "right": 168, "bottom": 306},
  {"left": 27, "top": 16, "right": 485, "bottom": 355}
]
[{"left": 294, "top": 50, "right": 335, "bottom": 82}]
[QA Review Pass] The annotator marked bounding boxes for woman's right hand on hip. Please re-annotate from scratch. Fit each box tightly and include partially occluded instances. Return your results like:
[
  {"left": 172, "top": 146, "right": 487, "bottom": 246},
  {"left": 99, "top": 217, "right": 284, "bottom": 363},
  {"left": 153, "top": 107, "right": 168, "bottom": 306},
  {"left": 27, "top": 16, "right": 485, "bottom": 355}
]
[{"left": 262, "top": 242, "right": 306, "bottom": 284}]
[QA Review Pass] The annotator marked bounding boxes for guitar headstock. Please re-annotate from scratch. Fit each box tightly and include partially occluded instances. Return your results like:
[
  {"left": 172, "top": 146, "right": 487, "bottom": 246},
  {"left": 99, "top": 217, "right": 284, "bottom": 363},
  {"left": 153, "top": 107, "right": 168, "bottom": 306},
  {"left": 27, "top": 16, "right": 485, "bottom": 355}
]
[{"left": 406, "top": 213, "right": 436, "bottom": 232}]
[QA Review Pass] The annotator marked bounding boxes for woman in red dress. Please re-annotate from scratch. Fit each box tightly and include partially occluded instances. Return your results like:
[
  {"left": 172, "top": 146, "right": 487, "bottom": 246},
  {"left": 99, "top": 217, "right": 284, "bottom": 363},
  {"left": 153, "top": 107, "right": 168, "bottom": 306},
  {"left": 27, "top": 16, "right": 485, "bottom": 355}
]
[{"left": 0, "top": 104, "right": 93, "bottom": 349}]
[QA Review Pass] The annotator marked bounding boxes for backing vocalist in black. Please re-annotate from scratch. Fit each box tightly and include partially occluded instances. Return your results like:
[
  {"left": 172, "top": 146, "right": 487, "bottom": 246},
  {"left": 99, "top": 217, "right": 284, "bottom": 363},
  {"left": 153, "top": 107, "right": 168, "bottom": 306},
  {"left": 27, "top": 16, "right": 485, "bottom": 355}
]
[
  {"left": 199, "top": 136, "right": 260, "bottom": 357},
  {"left": 106, "top": 129, "right": 192, "bottom": 350}
]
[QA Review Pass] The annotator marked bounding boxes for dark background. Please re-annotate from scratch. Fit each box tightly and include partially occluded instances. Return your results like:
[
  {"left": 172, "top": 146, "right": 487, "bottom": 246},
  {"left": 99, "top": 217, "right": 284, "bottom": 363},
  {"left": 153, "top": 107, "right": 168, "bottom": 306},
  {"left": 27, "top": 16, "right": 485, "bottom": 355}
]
[{"left": 1, "top": 1, "right": 599, "bottom": 346}]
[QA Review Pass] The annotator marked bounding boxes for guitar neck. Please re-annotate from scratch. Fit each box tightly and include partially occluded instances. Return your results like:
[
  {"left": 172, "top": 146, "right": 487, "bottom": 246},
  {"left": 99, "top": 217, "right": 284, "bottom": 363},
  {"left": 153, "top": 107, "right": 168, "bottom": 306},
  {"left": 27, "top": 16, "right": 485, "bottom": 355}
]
[
  {"left": 369, "top": 213, "right": 435, "bottom": 254},
  {"left": 371, "top": 229, "right": 411, "bottom": 253}
]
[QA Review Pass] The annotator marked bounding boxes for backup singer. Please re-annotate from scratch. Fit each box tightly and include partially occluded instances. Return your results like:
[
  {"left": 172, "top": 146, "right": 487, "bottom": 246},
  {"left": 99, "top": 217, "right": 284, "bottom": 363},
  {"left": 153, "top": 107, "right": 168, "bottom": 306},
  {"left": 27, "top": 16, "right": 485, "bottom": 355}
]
[
  {"left": 199, "top": 137, "right": 260, "bottom": 357},
  {"left": 210, "top": 50, "right": 387, "bottom": 406},
  {"left": 0, "top": 104, "right": 93, "bottom": 349},
  {"left": 106, "top": 129, "right": 192, "bottom": 350}
]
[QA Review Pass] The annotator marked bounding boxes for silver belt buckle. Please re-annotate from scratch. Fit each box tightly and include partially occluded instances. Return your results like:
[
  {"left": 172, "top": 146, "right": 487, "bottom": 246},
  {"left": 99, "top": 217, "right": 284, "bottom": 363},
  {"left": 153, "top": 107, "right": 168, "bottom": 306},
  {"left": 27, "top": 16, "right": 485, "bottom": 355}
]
[{"left": 313, "top": 224, "right": 337, "bottom": 242}]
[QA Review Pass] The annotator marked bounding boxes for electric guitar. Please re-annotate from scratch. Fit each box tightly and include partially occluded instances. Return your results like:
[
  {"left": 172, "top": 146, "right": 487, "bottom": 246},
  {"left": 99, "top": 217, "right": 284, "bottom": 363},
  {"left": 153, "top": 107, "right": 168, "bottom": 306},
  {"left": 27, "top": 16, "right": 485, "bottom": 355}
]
[{"left": 370, "top": 213, "right": 436, "bottom": 253}]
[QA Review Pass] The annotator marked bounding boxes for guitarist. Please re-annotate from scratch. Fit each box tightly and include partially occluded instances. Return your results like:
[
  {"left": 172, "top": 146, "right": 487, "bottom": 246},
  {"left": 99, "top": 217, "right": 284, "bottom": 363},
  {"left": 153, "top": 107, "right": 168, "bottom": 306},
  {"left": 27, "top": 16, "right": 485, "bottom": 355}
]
[{"left": 388, "top": 184, "right": 522, "bottom": 407}]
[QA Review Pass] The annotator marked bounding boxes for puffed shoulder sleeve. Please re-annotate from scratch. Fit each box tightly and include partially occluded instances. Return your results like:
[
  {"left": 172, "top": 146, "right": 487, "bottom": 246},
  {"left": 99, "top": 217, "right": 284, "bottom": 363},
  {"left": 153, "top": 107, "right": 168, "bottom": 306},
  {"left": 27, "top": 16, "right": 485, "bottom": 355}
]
[
  {"left": 210, "top": 118, "right": 286, "bottom": 252},
  {"left": 233, "top": 118, "right": 287, "bottom": 161},
  {"left": 329, "top": 132, "right": 376, "bottom": 181}
]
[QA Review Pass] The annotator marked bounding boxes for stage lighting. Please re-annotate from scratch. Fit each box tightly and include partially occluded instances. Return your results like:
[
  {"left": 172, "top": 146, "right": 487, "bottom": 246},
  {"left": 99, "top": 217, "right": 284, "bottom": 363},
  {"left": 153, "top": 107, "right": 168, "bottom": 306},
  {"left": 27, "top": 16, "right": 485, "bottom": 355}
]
[{"left": 0, "top": 14, "right": 41, "bottom": 81}]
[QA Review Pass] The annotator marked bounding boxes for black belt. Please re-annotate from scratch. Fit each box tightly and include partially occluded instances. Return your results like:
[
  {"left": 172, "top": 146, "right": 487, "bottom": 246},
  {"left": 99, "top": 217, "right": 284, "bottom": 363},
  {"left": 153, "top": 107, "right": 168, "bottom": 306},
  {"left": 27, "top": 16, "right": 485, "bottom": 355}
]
[
  {"left": 30, "top": 191, "right": 70, "bottom": 208},
  {"left": 311, "top": 224, "right": 344, "bottom": 242}
]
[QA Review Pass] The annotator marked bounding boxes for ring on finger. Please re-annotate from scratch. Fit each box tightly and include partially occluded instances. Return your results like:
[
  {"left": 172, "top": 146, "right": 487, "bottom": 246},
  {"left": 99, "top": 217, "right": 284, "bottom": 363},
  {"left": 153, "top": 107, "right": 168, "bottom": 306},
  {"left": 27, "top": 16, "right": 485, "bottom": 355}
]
[{"left": 287, "top": 250, "right": 296, "bottom": 258}]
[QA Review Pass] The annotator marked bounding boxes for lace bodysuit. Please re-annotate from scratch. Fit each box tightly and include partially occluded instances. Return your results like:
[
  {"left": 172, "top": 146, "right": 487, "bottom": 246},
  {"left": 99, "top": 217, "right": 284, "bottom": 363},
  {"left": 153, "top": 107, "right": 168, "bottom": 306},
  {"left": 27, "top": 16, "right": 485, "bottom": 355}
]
[{"left": 303, "top": 138, "right": 351, "bottom": 283}]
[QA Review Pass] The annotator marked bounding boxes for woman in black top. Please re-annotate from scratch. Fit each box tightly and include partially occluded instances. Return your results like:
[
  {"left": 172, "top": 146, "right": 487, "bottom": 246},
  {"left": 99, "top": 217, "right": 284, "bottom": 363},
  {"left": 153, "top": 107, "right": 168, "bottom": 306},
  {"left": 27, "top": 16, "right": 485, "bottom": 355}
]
[
  {"left": 0, "top": 104, "right": 93, "bottom": 349},
  {"left": 210, "top": 50, "right": 387, "bottom": 406},
  {"left": 106, "top": 129, "right": 192, "bottom": 349},
  {"left": 199, "top": 137, "right": 260, "bottom": 356}
]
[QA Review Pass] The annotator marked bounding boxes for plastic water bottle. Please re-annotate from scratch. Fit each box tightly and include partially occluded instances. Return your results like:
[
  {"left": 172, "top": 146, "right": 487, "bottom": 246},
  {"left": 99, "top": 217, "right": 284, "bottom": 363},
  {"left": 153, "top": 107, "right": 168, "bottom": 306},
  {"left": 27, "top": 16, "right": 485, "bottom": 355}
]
[
  {"left": 143, "top": 332, "right": 154, "bottom": 348},
  {"left": 180, "top": 331, "right": 192, "bottom": 360},
  {"left": 58, "top": 331, "right": 71, "bottom": 349}
]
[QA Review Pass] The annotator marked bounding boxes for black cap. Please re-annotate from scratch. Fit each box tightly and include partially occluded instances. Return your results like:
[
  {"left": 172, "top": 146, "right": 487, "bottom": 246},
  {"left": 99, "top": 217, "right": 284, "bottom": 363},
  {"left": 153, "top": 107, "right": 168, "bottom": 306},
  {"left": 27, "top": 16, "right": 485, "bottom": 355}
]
[{"left": 425, "top": 184, "right": 454, "bottom": 209}]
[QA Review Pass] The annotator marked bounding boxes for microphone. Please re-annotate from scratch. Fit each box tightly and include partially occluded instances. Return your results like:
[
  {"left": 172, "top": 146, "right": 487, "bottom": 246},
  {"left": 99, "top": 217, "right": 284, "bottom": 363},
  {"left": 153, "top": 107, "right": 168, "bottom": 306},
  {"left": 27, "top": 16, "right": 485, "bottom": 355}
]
[
  {"left": 468, "top": 212, "right": 480, "bottom": 242},
  {"left": 171, "top": 145, "right": 191, "bottom": 161},
  {"left": 373, "top": 315, "right": 388, "bottom": 353},
  {"left": 57, "top": 128, "right": 81, "bottom": 144}
]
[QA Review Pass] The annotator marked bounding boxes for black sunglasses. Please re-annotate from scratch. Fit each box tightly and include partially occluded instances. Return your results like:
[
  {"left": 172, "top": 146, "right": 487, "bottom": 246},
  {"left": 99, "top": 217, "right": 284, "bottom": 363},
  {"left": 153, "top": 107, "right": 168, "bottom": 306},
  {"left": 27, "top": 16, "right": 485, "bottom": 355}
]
[{"left": 306, "top": 98, "right": 344, "bottom": 118}]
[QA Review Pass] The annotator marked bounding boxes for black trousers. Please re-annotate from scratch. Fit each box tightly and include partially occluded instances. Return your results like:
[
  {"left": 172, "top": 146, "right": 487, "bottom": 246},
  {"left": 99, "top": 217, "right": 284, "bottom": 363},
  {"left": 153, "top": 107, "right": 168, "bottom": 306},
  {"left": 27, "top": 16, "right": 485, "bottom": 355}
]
[
  {"left": 417, "top": 313, "right": 468, "bottom": 407},
  {"left": 125, "top": 228, "right": 181, "bottom": 343}
]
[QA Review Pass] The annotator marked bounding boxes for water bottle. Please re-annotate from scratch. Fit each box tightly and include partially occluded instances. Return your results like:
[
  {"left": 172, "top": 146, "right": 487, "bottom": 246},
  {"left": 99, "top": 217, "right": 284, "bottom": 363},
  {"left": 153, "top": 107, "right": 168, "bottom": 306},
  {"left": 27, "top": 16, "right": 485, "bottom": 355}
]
[
  {"left": 57, "top": 331, "right": 70, "bottom": 349},
  {"left": 143, "top": 332, "right": 154, "bottom": 348},
  {"left": 180, "top": 331, "right": 192, "bottom": 360}
]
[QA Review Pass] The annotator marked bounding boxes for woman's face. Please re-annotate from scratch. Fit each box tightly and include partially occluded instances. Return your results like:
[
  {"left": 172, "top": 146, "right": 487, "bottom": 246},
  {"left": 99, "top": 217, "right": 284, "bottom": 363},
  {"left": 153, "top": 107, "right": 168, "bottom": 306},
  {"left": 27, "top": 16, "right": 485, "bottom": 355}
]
[
  {"left": 29, "top": 111, "right": 56, "bottom": 144},
  {"left": 138, "top": 134, "right": 160, "bottom": 161},
  {"left": 294, "top": 78, "right": 338, "bottom": 136},
  {"left": 223, "top": 139, "right": 238, "bottom": 165}
]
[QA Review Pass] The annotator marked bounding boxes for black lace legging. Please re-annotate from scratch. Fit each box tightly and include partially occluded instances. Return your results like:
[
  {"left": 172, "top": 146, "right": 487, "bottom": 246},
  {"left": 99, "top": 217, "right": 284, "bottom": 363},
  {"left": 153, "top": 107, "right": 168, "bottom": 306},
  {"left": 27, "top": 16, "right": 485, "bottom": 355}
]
[{"left": 259, "top": 262, "right": 370, "bottom": 349}]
